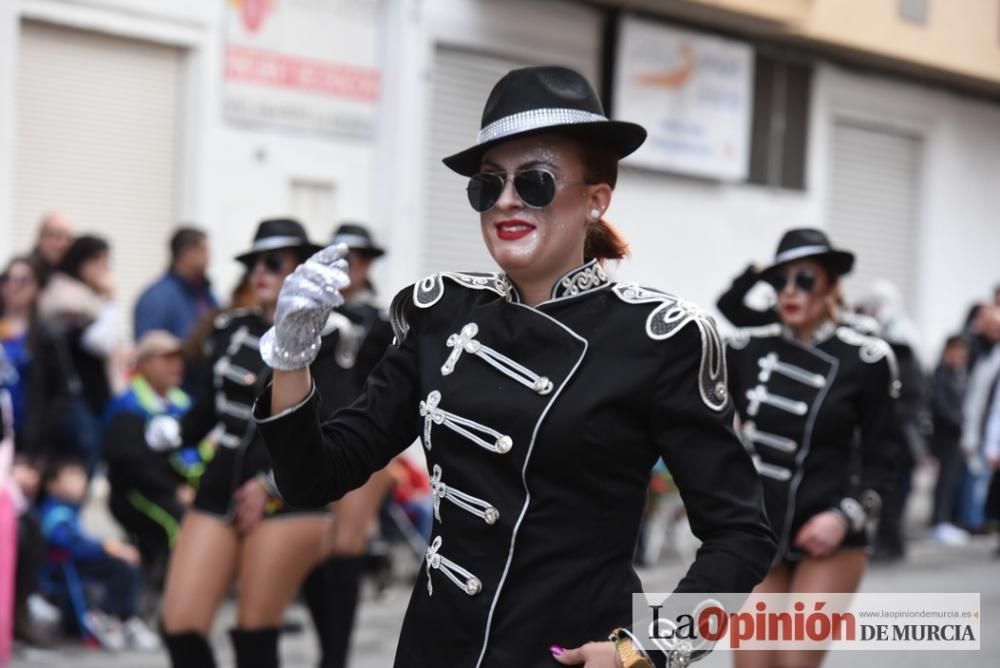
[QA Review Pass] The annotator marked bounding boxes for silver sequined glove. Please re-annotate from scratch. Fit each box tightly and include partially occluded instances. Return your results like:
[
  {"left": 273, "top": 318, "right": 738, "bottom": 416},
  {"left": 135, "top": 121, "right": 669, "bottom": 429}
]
[{"left": 260, "top": 244, "right": 350, "bottom": 371}]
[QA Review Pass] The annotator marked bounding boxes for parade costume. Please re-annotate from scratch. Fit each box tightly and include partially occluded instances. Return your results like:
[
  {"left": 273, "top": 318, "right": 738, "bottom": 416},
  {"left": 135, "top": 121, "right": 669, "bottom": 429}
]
[
  {"left": 161, "top": 219, "right": 382, "bottom": 668},
  {"left": 258, "top": 267, "right": 776, "bottom": 668},
  {"left": 724, "top": 230, "right": 900, "bottom": 563},
  {"left": 302, "top": 222, "right": 395, "bottom": 668},
  {"left": 254, "top": 66, "right": 775, "bottom": 668}
]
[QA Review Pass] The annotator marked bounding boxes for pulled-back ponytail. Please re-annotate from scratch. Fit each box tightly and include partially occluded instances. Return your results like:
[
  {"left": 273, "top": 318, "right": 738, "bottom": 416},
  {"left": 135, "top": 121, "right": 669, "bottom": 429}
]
[{"left": 584, "top": 218, "right": 629, "bottom": 262}]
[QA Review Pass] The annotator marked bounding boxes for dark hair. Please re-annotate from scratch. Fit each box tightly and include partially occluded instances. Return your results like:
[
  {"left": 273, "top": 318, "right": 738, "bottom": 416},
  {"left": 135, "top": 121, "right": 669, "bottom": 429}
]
[
  {"left": 170, "top": 227, "right": 207, "bottom": 265},
  {"left": 1, "top": 256, "right": 42, "bottom": 286},
  {"left": 57, "top": 235, "right": 109, "bottom": 281},
  {"left": 39, "top": 456, "right": 87, "bottom": 495},
  {"left": 579, "top": 140, "right": 628, "bottom": 261},
  {"left": 0, "top": 255, "right": 42, "bottom": 319},
  {"left": 944, "top": 335, "right": 967, "bottom": 349}
]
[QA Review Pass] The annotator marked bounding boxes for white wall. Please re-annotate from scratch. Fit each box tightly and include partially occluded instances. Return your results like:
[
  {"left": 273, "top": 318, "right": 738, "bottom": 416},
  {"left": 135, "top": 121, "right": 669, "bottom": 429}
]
[
  {"left": 610, "top": 62, "right": 1000, "bottom": 364},
  {"left": 0, "top": 0, "right": 380, "bottom": 311}
]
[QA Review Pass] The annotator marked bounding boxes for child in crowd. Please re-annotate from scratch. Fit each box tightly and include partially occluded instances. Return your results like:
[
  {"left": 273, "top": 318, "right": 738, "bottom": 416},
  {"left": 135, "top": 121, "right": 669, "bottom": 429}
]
[{"left": 37, "top": 457, "right": 159, "bottom": 651}]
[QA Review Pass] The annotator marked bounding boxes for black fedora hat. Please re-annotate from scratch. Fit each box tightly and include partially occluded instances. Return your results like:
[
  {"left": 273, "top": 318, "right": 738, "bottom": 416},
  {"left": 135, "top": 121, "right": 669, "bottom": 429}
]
[
  {"left": 761, "top": 228, "right": 855, "bottom": 278},
  {"left": 235, "top": 218, "right": 323, "bottom": 266},
  {"left": 331, "top": 223, "right": 385, "bottom": 259},
  {"left": 442, "top": 65, "right": 647, "bottom": 176}
]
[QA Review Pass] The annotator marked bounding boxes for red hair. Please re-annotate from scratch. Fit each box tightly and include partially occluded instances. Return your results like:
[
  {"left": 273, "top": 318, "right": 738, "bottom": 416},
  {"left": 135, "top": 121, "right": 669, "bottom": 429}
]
[
  {"left": 584, "top": 218, "right": 629, "bottom": 262},
  {"left": 579, "top": 140, "right": 628, "bottom": 262}
]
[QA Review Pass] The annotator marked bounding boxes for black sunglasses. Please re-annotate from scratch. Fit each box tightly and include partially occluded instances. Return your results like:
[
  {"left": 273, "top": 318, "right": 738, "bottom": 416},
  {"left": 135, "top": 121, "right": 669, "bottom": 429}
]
[
  {"left": 766, "top": 268, "right": 818, "bottom": 294},
  {"left": 252, "top": 253, "right": 289, "bottom": 274},
  {"left": 467, "top": 169, "right": 571, "bottom": 212}
]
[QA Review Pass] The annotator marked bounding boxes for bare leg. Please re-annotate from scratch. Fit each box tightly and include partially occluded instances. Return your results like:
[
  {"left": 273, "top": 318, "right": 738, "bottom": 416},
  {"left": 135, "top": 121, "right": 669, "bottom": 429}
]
[
  {"left": 162, "top": 510, "right": 240, "bottom": 635},
  {"left": 734, "top": 563, "right": 791, "bottom": 668},
  {"left": 327, "top": 468, "right": 393, "bottom": 556},
  {"left": 778, "top": 550, "right": 868, "bottom": 668},
  {"left": 236, "top": 515, "right": 331, "bottom": 629}
]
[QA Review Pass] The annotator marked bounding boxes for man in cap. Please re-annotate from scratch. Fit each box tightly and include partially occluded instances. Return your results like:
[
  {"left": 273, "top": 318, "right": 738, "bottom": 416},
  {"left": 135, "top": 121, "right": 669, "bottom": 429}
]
[{"left": 103, "top": 331, "right": 205, "bottom": 586}]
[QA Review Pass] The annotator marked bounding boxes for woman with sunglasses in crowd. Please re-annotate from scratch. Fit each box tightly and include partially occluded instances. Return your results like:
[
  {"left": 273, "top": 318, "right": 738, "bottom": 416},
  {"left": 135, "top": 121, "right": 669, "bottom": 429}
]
[
  {"left": 254, "top": 66, "right": 775, "bottom": 668},
  {"left": 723, "top": 229, "right": 899, "bottom": 668},
  {"left": 151, "top": 219, "right": 390, "bottom": 668}
]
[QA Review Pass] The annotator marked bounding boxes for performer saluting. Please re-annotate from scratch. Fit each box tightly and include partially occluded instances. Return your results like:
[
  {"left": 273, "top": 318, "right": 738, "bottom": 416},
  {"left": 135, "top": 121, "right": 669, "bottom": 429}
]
[
  {"left": 724, "top": 228, "right": 899, "bottom": 668},
  {"left": 256, "top": 66, "right": 776, "bottom": 668}
]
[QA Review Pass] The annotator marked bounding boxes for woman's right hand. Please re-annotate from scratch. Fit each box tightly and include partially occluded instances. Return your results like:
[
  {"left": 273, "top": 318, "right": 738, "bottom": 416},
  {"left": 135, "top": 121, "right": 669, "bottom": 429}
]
[
  {"left": 552, "top": 642, "right": 623, "bottom": 667},
  {"left": 260, "top": 244, "right": 350, "bottom": 371}
]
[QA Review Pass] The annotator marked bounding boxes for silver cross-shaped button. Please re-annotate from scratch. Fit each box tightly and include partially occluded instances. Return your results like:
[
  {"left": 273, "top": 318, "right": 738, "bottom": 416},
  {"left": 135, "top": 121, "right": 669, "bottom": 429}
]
[{"left": 441, "top": 323, "right": 482, "bottom": 375}]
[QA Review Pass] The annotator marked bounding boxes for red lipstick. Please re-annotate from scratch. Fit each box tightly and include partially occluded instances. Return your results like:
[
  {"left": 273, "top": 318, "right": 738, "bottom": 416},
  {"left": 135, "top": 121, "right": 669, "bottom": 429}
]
[{"left": 495, "top": 219, "right": 536, "bottom": 241}]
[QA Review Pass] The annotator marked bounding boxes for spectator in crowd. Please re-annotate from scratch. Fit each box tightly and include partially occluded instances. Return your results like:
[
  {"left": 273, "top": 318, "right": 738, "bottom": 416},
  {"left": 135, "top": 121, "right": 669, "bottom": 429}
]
[
  {"left": 30, "top": 212, "right": 74, "bottom": 287},
  {"left": 37, "top": 457, "right": 160, "bottom": 651},
  {"left": 8, "top": 453, "right": 50, "bottom": 647},
  {"left": 961, "top": 305, "right": 1000, "bottom": 531},
  {"left": 929, "top": 335, "right": 970, "bottom": 544},
  {"left": 134, "top": 227, "right": 217, "bottom": 341},
  {"left": 857, "top": 280, "right": 929, "bottom": 562},
  {"left": 995, "top": 284, "right": 1000, "bottom": 307},
  {"left": 981, "top": 366, "right": 1000, "bottom": 555},
  {"left": 0, "top": 257, "right": 42, "bottom": 451},
  {"left": 27, "top": 236, "right": 125, "bottom": 473},
  {"left": 103, "top": 331, "right": 199, "bottom": 587}
]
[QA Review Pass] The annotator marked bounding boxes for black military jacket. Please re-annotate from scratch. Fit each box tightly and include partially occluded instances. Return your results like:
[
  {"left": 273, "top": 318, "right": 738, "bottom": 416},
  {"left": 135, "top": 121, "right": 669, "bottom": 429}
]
[
  {"left": 182, "top": 306, "right": 387, "bottom": 517},
  {"left": 726, "top": 321, "right": 899, "bottom": 561},
  {"left": 255, "top": 260, "right": 775, "bottom": 668}
]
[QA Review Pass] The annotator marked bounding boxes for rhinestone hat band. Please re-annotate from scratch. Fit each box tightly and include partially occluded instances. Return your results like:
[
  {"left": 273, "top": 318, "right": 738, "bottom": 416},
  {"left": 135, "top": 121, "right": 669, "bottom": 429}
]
[{"left": 476, "top": 108, "right": 609, "bottom": 145}]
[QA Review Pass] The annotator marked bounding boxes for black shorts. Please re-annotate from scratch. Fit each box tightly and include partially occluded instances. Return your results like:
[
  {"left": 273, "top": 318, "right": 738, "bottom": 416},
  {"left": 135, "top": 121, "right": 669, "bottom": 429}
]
[{"left": 192, "top": 448, "right": 326, "bottom": 521}]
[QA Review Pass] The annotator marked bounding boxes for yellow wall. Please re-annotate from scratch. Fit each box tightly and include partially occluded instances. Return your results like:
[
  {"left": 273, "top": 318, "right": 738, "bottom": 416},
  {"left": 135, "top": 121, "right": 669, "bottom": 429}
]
[
  {"left": 797, "top": 0, "right": 1000, "bottom": 86},
  {"left": 608, "top": 0, "right": 1000, "bottom": 90}
]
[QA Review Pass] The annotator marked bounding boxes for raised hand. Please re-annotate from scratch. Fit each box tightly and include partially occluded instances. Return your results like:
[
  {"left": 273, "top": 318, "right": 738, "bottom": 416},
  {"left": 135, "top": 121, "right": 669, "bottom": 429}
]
[{"left": 260, "top": 244, "right": 351, "bottom": 371}]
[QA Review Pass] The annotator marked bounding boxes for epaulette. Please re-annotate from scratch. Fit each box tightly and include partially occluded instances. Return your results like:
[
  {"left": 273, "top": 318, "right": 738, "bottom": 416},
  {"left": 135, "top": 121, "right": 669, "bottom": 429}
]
[{"left": 611, "top": 282, "right": 729, "bottom": 412}]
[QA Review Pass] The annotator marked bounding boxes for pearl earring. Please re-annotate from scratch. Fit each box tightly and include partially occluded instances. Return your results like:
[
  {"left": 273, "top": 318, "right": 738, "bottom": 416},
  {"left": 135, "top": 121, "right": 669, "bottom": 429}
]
[{"left": 589, "top": 208, "right": 601, "bottom": 220}]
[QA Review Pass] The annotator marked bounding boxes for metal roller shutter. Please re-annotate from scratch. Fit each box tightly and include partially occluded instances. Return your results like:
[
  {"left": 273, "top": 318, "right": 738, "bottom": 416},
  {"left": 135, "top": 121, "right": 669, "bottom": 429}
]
[
  {"left": 828, "top": 120, "right": 922, "bottom": 308},
  {"left": 14, "top": 21, "right": 182, "bottom": 334}
]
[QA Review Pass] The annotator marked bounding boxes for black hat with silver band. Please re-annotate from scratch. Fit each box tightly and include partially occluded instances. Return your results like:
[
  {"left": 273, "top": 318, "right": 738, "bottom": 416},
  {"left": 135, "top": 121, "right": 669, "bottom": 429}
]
[
  {"left": 761, "top": 228, "right": 856, "bottom": 278},
  {"left": 442, "top": 65, "right": 647, "bottom": 176},
  {"left": 235, "top": 218, "right": 323, "bottom": 266},
  {"left": 330, "top": 223, "right": 386, "bottom": 259}
]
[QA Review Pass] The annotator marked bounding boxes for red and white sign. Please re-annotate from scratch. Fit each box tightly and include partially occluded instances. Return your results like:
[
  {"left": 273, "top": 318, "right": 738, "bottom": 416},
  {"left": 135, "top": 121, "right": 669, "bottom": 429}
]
[{"left": 223, "top": 0, "right": 380, "bottom": 137}]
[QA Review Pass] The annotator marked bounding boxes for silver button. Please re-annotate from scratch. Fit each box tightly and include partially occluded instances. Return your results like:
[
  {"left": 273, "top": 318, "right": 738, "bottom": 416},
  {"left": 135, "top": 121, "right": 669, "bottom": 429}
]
[
  {"left": 465, "top": 577, "right": 482, "bottom": 596},
  {"left": 483, "top": 507, "right": 499, "bottom": 525},
  {"left": 495, "top": 435, "right": 513, "bottom": 454}
]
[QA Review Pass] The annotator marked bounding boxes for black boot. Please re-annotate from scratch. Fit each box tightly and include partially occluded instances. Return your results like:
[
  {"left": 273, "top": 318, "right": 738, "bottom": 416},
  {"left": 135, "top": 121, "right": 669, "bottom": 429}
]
[
  {"left": 230, "top": 627, "right": 280, "bottom": 668},
  {"left": 162, "top": 630, "right": 217, "bottom": 668},
  {"left": 302, "top": 555, "right": 365, "bottom": 668}
]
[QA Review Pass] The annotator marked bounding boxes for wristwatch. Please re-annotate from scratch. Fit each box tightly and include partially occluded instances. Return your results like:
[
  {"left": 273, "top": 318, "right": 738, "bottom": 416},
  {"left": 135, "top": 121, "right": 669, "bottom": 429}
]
[{"left": 609, "top": 628, "right": 654, "bottom": 668}]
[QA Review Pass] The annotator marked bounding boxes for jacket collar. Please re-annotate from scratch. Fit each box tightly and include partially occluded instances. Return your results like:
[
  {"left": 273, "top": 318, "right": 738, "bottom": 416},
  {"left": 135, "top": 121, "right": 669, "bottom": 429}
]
[
  {"left": 503, "top": 259, "right": 611, "bottom": 305},
  {"left": 782, "top": 319, "right": 837, "bottom": 346}
]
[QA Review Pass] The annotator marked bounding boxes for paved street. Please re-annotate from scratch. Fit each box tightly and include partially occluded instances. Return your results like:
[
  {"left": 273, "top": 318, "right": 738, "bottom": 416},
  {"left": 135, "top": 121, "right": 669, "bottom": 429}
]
[{"left": 11, "top": 534, "right": 998, "bottom": 668}]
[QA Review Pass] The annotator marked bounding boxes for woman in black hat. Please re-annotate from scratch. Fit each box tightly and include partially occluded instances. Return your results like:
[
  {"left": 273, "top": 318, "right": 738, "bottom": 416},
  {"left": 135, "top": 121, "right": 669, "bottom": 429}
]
[
  {"left": 300, "top": 222, "right": 395, "bottom": 668},
  {"left": 723, "top": 229, "right": 899, "bottom": 668},
  {"left": 256, "top": 66, "right": 776, "bottom": 668},
  {"left": 155, "top": 219, "right": 386, "bottom": 667}
]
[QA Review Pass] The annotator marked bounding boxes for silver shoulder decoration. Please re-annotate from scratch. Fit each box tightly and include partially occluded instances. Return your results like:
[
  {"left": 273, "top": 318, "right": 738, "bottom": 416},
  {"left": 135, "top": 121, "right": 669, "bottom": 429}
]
[
  {"left": 612, "top": 283, "right": 729, "bottom": 412},
  {"left": 413, "top": 272, "right": 510, "bottom": 309},
  {"left": 834, "top": 327, "right": 901, "bottom": 398},
  {"left": 834, "top": 326, "right": 890, "bottom": 363},
  {"left": 726, "top": 323, "right": 783, "bottom": 350}
]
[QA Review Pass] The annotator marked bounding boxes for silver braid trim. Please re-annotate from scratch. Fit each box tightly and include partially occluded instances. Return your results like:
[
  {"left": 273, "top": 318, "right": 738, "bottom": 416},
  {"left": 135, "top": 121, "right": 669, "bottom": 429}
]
[{"left": 476, "top": 108, "right": 608, "bottom": 144}]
